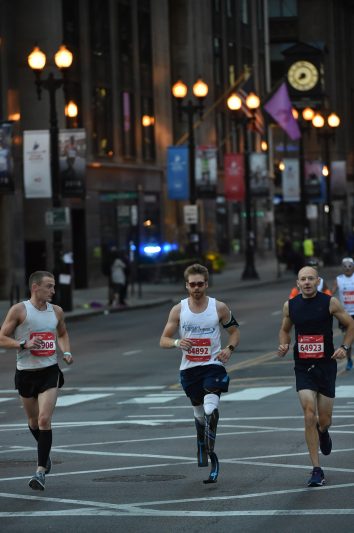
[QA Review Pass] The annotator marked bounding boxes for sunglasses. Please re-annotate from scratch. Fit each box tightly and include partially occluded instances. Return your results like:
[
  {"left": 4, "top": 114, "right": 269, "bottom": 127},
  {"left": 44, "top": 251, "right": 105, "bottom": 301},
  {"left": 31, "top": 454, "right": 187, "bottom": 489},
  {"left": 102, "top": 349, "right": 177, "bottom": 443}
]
[{"left": 188, "top": 281, "right": 206, "bottom": 288}]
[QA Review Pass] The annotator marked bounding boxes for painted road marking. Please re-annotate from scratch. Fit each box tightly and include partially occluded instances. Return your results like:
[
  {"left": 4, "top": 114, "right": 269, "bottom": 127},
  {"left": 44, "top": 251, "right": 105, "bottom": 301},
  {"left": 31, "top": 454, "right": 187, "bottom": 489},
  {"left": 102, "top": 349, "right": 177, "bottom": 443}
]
[
  {"left": 118, "top": 394, "right": 182, "bottom": 405},
  {"left": 223, "top": 386, "right": 292, "bottom": 401},
  {"left": 336, "top": 386, "right": 354, "bottom": 398},
  {"left": 0, "top": 398, "right": 14, "bottom": 403},
  {"left": 56, "top": 393, "right": 113, "bottom": 407},
  {"left": 122, "top": 350, "right": 142, "bottom": 356}
]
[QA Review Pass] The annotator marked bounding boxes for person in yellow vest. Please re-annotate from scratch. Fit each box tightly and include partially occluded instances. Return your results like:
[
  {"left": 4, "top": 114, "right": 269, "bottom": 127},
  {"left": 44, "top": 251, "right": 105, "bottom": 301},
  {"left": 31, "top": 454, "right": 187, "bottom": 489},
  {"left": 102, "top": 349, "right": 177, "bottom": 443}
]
[{"left": 303, "top": 236, "right": 315, "bottom": 261}]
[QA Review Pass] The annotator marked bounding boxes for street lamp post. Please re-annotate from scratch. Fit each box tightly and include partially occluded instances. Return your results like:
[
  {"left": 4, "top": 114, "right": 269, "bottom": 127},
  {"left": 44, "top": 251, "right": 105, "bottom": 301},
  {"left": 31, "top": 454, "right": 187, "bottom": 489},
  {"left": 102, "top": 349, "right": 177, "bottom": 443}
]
[
  {"left": 227, "top": 91, "right": 260, "bottom": 279},
  {"left": 172, "top": 77, "right": 208, "bottom": 257},
  {"left": 312, "top": 110, "right": 340, "bottom": 265},
  {"left": 28, "top": 44, "right": 74, "bottom": 309}
]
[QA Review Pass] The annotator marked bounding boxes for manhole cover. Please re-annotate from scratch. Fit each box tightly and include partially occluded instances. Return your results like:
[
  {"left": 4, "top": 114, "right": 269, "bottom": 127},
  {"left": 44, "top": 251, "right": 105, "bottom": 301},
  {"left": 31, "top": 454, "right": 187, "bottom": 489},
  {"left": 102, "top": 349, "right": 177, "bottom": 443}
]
[{"left": 93, "top": 474, "right": 186, "bottom": 483}]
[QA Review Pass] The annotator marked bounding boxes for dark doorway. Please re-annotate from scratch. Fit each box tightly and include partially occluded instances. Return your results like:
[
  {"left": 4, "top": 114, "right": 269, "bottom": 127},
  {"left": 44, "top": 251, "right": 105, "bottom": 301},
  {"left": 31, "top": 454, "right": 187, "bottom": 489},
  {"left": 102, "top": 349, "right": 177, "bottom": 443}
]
[
  {"left": 24, "top": 240, "right": 47, "bottom": 295},
  {"left": 71, "top": 208, "right": 88, "bottom": 288}
]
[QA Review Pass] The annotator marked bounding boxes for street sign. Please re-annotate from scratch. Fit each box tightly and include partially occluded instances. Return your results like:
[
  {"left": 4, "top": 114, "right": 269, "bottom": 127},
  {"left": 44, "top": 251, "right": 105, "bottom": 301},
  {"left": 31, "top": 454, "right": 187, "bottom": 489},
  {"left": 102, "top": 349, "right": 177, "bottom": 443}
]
[
  {"left": 45, "top": 207, "right": 71, "bottom": 229},
  {"left": 183, "top": 204, "right": 198, "bottom": 224}
]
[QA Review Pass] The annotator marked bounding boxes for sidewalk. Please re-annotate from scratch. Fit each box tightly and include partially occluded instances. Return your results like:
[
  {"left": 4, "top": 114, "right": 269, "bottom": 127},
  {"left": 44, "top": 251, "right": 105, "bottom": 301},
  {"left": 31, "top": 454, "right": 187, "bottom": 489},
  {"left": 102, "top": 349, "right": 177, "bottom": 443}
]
[{"left": 0, "top": 254, "right": 340, "bottom": 322}]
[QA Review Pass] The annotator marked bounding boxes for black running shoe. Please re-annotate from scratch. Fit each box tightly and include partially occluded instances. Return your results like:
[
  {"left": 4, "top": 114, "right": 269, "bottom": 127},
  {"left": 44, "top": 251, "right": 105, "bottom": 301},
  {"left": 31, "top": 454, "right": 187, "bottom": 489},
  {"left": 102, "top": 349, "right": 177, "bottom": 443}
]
[
  {"left": 29, "top": 471, "right": 45, "bottom": 491},
  {"left": 317, "top": 423, "right": 332, "bottom": 455},
  {"left": 307, "top": 467, "right": 325, "bottom": 487}
]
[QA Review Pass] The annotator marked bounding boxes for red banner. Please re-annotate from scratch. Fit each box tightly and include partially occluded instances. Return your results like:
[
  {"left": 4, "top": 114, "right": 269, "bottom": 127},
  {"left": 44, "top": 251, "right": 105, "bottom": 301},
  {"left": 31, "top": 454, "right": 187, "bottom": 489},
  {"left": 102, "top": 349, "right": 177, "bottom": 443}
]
[{"left": 224, "top": 153, "right": 245, "bottom": 201}]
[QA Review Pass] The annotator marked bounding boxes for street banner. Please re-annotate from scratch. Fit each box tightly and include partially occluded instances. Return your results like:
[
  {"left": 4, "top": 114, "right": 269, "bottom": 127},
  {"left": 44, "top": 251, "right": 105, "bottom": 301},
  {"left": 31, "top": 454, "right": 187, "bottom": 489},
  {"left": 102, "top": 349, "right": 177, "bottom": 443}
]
[
  {"left": 305, "top": 160, "right": 325, "bottom": 202},
  {"left": 330, "top": 160, "right": 346, "bottom": 197},
  {"left": 224, "top": 153, "right": 245, "bottom": 201},
  {"left": 23, "top": 130, "right": 51, "bottom": 198},
  {"left": 249, "top": 152, "right": 269, "bottom": 196},
  {"left": 282, "top": 158, "right": 300, "bottom": 202},
  {"left": 0, "top": 122, "right": 14, "bottom": 193},
  {"left": 167, "top": 146, "right": 189, "bottom": 200},
  {"left": 264, "top": 82, "right": 301, "bottom": 141},
  {"left": 59, "top": 129, "right": 86, "bottom": 198},
  {"left": 196, "top": 145, "right": 217, "bottom": 198}
]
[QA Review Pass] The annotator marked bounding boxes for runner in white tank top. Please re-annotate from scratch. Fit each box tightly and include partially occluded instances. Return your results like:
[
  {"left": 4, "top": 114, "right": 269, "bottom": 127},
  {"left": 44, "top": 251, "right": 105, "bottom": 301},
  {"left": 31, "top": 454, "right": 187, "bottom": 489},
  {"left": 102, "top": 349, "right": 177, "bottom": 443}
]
[
  {"left": 0, "top": 270, "right": 73, "bottom": 491},
  {"left": 160, "top": 263, "right": 240, "bottom": 484},
  {"left": 332, "top": 257, "right": 354, "bottom": 370}
]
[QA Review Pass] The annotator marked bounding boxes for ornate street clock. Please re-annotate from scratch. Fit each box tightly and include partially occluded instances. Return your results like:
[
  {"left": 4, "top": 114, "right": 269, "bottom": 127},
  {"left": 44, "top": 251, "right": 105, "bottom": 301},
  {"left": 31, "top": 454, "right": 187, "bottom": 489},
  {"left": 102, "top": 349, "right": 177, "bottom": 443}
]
[
  {"left": 283, "top": 43, "right": 324, "bottom": 102},
  {"left": 287, "top": 60, "right": 319, "bottom": 92}
]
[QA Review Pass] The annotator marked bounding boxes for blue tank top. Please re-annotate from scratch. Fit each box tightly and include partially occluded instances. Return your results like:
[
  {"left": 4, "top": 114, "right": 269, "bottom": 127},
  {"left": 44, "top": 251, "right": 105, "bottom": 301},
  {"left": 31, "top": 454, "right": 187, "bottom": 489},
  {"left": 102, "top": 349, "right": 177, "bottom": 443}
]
[{"left": 289, "top": 292, "right": 334, "bottom": 363}]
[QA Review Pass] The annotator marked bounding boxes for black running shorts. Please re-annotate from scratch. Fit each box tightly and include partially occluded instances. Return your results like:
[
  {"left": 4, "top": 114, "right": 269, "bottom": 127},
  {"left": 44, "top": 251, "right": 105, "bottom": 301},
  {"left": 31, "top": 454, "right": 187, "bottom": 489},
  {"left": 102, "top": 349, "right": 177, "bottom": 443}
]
[
  {"left": 180, "top": 364, "right": 230, "bottom": 402},
  {"left": 294, "top": 360, "right": 337, "bottom": 398},
  {"left": 15, "top": 364, "right": 64, "bottom": 398}
]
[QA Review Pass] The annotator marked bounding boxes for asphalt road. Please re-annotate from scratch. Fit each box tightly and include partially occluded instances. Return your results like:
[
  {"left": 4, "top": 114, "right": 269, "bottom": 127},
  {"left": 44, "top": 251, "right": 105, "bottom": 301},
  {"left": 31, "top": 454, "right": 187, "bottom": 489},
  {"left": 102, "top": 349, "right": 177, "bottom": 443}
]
[{"left": 0, "top": 280, "right": 354, "bottom": 532}]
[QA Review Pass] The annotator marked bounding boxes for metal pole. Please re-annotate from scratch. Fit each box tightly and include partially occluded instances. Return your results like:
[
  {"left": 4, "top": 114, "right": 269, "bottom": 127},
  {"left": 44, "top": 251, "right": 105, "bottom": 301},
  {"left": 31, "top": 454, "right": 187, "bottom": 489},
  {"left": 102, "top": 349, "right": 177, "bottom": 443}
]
[
  {"left": 324, "top": 133, "right": 334, "bottom": 264},
  {"left": 47, "top": 74, "right": 63, "bottom": 285},
  {"left": 242, "top": 125, "right": 259, "bottom": 280},
  {"left": 187, "top": 101, "right": 199, "bottom": 258}
]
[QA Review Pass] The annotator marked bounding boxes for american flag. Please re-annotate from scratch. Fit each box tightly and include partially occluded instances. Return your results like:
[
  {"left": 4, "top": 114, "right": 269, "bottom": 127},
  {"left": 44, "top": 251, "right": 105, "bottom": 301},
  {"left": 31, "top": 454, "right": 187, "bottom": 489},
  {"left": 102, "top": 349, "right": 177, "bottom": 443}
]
[{"left": 237, "top": 74, "right": 265, "bottom": 135}]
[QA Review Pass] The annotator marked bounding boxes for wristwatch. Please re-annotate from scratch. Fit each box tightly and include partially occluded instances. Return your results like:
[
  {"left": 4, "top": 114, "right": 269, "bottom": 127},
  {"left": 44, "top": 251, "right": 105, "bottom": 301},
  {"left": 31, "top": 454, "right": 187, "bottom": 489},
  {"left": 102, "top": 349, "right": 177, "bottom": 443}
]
[
  {"left": 19, "top": 340, "right": 26, "bottom": 350},
  {"left": 227, "top": 344, "right": 235, "bottom": 352},
  {"left": 341, "top": 344, "right": 350, "bottom": 351}
]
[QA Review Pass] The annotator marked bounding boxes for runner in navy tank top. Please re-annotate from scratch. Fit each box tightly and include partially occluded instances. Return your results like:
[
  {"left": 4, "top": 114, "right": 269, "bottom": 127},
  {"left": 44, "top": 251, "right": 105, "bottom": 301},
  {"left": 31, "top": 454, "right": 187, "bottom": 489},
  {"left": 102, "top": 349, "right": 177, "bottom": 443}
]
[{"left": 278, "top": 266, "right": 354, "bottom": 487}]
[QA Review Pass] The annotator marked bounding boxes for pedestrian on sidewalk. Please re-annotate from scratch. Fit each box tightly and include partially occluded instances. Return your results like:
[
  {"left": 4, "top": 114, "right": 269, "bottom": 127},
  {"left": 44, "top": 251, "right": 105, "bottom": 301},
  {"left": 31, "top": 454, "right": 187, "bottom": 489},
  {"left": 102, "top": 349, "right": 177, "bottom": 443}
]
[
  {"left": 159, "top": 263, "right": 240, "bottom": 483},
  {"left": 0, "top": 271, "right": 73, "bottom": 491},
  {"left": 278, "top": 265, "right": 354, "bottom": 488},
  {"left": 110, "top": 253, "right": 127, "bottom": 307},
  {"left": 331, "top": 256, "right": 354, "bottom": 371}
]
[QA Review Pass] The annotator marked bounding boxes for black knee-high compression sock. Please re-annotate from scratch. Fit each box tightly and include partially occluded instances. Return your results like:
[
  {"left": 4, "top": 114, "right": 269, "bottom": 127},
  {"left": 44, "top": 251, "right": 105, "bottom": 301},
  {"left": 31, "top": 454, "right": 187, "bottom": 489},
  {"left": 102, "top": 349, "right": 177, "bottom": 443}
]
[
  {"left": 37, "top": 429, "right": 52, "bottom": 469},
  {"left": 29, "top": 426, "right": 40, "bottom": 441}
]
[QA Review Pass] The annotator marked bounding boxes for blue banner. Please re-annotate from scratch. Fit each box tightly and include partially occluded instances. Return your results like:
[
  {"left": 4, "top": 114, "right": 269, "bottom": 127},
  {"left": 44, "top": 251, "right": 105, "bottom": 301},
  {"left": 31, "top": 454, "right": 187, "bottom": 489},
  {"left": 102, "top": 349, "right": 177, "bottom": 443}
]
[{"left": 167, "top": 146, "right": 189, "bottom": 200}]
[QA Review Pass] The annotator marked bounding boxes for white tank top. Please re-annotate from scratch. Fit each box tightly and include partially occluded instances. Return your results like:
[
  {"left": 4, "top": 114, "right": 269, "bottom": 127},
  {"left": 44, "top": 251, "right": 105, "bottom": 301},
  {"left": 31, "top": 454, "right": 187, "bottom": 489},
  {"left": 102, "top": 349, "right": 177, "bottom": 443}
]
[
  {"left": 336, "top": 274, "right": 354, "bottom": 315},
  {"left": 15, "top": 300, "right": 58, "bottom": 370},
  {"left": 179, "top": 296, "right": 222, "bottom": 370}
]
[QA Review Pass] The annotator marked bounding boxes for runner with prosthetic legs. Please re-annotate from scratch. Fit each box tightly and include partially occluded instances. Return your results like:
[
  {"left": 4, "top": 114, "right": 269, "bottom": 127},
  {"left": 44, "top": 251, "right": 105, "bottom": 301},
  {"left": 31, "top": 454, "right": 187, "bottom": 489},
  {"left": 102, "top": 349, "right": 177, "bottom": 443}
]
[{"left": 160, "top": 263, "right": 240, "bottom": 483}]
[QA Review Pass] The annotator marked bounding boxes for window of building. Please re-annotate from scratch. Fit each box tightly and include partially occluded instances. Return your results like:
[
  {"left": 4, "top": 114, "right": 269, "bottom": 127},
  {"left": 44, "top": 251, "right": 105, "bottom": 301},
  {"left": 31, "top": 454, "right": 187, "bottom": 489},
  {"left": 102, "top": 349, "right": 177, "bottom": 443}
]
[
  {"left": 121, "top": 91, "right": 135, "bottom": 158},
  {"left": 89, "top": 0, "right": 113, "bottom": 157},
  {"left": 241, "top": 0, "right": 249, "bottom": 24},
  {"left": 138, "top": 0, "right": 155, "bottom": 160},
  {"left": 62, "top": 0, "right": 82, "bottom": 128},
  {"left": 268, "top": 0, "right": 298, "bottom": 18}
]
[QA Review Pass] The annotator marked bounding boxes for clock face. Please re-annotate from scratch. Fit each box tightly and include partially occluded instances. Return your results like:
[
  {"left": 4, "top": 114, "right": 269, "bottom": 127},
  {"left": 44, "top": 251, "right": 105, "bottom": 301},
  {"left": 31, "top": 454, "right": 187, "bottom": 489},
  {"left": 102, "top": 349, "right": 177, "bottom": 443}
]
[{"left": 287, "top": 60, "right": 319, "bottom": 91}]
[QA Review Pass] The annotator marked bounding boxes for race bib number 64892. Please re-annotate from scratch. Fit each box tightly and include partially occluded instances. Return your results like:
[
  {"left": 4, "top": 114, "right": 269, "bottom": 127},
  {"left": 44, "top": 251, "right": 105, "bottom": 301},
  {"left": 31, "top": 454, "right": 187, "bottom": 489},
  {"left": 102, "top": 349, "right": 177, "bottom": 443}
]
[{"left": 184, "top": 338, "right": 211, "bottom": 362}]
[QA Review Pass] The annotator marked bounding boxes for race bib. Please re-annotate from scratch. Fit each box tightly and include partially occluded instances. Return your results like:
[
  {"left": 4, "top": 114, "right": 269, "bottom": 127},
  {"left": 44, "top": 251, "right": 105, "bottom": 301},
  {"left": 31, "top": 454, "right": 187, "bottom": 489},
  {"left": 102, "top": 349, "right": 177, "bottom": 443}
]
[
  {"left": 343, "top": 290, "right": 354, "bottom": 305},
  {"left": 30, "top": 332, "right": 56, "bottom": 357},
  {"left": 184, "top": 338, "right": 211, "bottom": 362},
  {"left": 298, "top": 334, "right": 324, "bottom": 359}
]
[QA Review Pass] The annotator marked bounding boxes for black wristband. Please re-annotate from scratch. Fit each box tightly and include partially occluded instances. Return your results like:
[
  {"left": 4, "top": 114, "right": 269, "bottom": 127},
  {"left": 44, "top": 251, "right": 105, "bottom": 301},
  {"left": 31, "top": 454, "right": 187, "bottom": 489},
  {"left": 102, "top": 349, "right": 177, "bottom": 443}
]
[{"left": 341, "top": 344, "right": 350, "bottom": 352}]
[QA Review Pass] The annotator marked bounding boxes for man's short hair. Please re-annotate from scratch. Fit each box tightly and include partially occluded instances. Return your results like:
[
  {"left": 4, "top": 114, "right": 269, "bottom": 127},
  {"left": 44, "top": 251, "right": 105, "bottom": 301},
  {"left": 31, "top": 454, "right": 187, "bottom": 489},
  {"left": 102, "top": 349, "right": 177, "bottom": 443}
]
[
  {"left": 29, "top": 271, "right": 54, "bottom": 290},
  {"left": 184, "top": 263, "right": 209, "bottom": 282}
]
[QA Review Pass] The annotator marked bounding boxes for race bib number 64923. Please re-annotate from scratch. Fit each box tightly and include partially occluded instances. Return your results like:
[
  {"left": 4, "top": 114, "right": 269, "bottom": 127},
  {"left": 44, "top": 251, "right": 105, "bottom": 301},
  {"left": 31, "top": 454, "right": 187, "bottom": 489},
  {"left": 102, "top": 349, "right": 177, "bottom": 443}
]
[{"left": 298, "top": 334, "right": 324, "bottom": 359}]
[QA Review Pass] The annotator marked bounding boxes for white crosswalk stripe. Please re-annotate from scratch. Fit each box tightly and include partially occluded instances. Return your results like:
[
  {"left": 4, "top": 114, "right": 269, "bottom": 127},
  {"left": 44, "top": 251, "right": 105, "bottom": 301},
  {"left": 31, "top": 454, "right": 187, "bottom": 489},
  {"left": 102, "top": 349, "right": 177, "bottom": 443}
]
[
  {"left": 222, "top": 387, "right": 292, "bottom": 401},
  {"left": 56, "top": 393, "right": 113, "bottom": 407}
]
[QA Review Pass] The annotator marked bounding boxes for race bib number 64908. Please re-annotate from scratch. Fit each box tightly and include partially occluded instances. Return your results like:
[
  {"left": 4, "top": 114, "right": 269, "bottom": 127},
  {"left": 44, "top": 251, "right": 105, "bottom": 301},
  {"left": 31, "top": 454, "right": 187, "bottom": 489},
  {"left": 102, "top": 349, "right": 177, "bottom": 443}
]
[{"left": 30, "top": 332, "right": 56, "bottom": 357}]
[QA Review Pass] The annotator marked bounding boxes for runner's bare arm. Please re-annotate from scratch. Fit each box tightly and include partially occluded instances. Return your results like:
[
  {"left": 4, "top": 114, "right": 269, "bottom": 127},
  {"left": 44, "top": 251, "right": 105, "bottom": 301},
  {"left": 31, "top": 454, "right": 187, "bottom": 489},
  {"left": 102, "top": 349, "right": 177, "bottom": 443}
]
[
  {"left": 159, "top": 304, "right": 193, "bottom": 350},
  {"left": 54, "top": 306, "right": 73, "bottom": 364},
  {"left": 330, "top": 297, "right": 354, "bottom": 359},
  {"left": 216, "top": 301, "right": 240, "bottom": 363},
  {"left": 278, "top": 301, "right": 292, "bottom": 357},
  {"left": 0, "top": 304, "right": 26, "bottom": 349}
]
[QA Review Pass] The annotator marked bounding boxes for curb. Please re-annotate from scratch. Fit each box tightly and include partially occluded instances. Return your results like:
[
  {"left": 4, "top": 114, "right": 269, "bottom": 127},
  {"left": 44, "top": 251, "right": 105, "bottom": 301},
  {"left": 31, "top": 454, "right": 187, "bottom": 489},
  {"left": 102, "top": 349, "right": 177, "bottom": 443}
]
[{"left": 65, "top": 297, "right": 173, "bottom": 322}]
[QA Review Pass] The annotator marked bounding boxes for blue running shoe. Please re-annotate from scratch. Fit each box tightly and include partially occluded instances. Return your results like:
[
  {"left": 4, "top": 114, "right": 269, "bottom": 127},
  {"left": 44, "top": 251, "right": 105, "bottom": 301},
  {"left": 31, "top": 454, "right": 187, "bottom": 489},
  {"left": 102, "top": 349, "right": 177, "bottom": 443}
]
[
  {"left": 29, "top": 471, "right": 45, "bottom": 491},
  {"left": 308, "top": 467, "right": 325, "bottom": 487},
  {"left": 317, "top": 423, "right": 332, "bottom": 455},
  {"left": 346, "top": 359, "right": 353, "bottom": 371}
]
